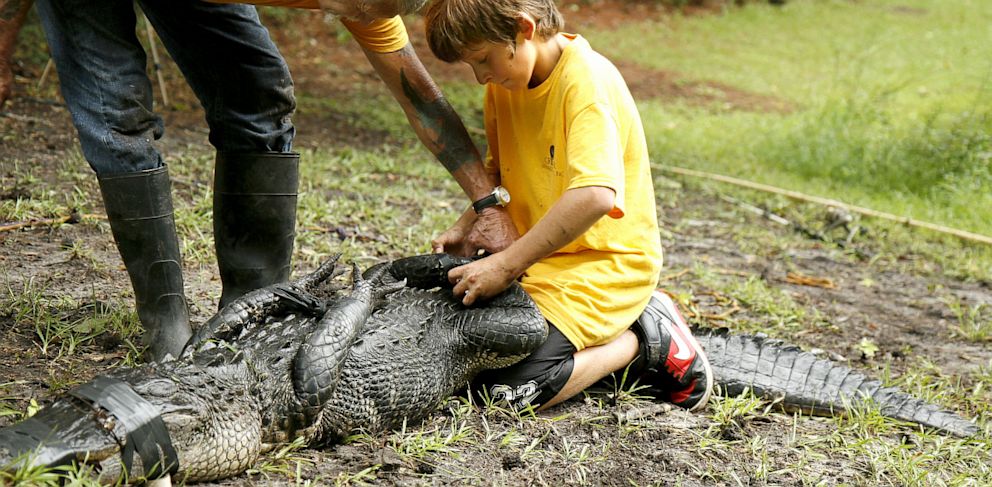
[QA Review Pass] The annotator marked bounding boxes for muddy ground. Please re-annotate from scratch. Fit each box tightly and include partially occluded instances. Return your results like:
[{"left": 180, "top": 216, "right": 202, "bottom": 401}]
[{"left": 1, "top": 2, "right": 990, "bottom": 486}]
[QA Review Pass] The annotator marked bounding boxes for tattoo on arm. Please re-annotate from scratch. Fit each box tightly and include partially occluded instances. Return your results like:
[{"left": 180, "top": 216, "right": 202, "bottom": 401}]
[{"left": 399, "top": 69, "right": 477, "bottom": 174}]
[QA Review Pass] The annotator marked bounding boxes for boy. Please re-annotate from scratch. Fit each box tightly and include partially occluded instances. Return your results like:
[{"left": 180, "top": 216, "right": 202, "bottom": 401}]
[{"left": 425, "top": 0, "right": 714, "bottom": 411}]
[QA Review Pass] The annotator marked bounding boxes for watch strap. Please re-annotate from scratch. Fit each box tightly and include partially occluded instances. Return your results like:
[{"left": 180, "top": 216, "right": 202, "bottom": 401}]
[{"left": 472, "top": 193, "right": 499, "bottom": 213}]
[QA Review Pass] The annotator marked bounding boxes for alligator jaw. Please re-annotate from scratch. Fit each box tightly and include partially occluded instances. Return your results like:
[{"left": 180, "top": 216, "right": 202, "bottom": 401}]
[{"left": 0, "top": 399, "right": 120, "bottom": 475}]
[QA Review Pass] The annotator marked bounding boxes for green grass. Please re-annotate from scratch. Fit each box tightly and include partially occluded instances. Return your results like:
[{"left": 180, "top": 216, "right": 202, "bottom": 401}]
[
  {"left": 2, "top": 277, "right": 142, "bottom": 362},
  {"left": 586, "top": 0, "right": 992, "bottom": 239},
  {"left": 293, "top": 145, "right": 467, "bottom": 267}
]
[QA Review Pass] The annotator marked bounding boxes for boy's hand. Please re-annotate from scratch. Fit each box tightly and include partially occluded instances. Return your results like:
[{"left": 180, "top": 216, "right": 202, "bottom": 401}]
[
  {"left": 466, "top": 207, "right": 518, "bottom": 254},
  {"left": 448, "top": 253, "right": 519, "bottom": 306}
]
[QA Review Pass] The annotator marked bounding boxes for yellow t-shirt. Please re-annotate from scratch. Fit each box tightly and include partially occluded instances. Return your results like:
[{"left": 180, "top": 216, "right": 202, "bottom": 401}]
[
  {"left": 205, "top": 0, "right": 409, "bottom": 53},
  {"left": 484, "top": 34, "right": 663, "bottom": 350}
]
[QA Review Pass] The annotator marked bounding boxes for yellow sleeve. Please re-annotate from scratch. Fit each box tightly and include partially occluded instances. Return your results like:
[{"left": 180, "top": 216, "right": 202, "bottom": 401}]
[
  {"left": 340, "top": 16, "right": 409, "bottom": 53},
  {"left": 565, "top": 103, "right": 626, "bottom": 218},
  {"left": 204, "top": 2, "right": 407, "bottom": 52}
]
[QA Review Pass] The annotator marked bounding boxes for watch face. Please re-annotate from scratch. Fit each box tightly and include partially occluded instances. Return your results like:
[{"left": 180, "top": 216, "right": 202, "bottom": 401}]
[{"left": 496, "top": 186, "right": 511, "bottom": 205}]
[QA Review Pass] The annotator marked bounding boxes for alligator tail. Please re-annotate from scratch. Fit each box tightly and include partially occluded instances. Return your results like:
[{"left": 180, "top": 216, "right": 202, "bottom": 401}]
[{"left": 696, "top": 329, "right": 979, "bottom": 437}]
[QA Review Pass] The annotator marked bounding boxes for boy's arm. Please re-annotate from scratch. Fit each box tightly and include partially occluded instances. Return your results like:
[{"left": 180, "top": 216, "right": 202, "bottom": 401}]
[
  {"left": 0, "top": 0, "right": 32, "bottom": 108},
  {"left": 361, "top": 44, "right": 517, "bottom": 253},
  {"left": 448, "top": 185, "right": 616, "bottom": 306}
]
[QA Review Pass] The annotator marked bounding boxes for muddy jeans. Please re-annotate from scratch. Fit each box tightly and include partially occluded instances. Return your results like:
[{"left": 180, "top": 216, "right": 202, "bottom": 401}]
[{"left": 35, "top": 0, "right": 296, "bottom": 175}]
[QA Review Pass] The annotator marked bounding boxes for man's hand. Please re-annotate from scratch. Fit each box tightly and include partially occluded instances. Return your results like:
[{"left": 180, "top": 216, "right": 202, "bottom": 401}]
[
  {"left": 465, "top": 206, "right": 518, "bottom": 255},
  {"left": 448, "top": 252, "right": 520, "bottom": 307},
  {"left": 431, "top": 222, "right": 471, "bottom": 257},
  {"left": 433, "top": 205, "right": 519, "bottom": 257}
]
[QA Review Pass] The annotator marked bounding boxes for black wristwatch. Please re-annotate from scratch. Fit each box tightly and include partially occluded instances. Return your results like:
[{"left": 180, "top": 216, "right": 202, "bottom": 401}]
[{"left": 472, "top": 186, "right": 511, "bottom": 214}]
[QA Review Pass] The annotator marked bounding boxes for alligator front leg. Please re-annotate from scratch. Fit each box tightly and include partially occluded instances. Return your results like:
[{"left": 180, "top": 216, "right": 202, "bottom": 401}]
[
  {"left": 454, "top": 282, "right": 548, "bottom": 365},
  {"left": 385, "top": 253, "right": 474, "bottom": 290},
  {"left": 292, "top": 265, "right": 406, "bottom": 425},
  {"left": 389, "top": 254, "right": 548, "bottom": 368},
  {"left": 184, "top": 256, "right": 344, "bottom": 356}
]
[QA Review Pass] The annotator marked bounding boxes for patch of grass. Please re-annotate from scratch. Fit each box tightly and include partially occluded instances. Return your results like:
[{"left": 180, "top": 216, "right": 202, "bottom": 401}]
[
  {"left": 706, "top": 388, "right": 769, "bottom": 437},
  {"left": 0, "top": 177, "right": 91, "bottom": 226},
  {"left": 389, "top": 419, "right": 474, "bottom": 460},
  {"left": 293, "top": 146, "right": 466, "bottom": 267},
  {"left": 853, "top": 217, "right": 992, "bottom": 282},
  {"left": 555, "top": 438, "right": 604, "bottom": 484},
  {"left": 246, "top": 436, "right": 316, "bottom": 482},
  {"left": 943, "top": 297, "right": 991, "bottom": 343},
  {"left": 333, "top": 465, "right": 380, "bottom": 486},
  {"left": 970, "top": 361, "right": 992, "bottom": 429},
  {"left": 0, "top": 461, "right": 66, "bottom": 486},
  {"left": 587, "top": 0, "right": 992, "bottom": 239},
  {"left": 2, "top": 276, "right": 143, "bottom": 361},
  {"left": 688, "top": 267, "right": 828, "bottom": 336},
  {"left": 0, "top": 382, "right": 37, "bottom": 420}
]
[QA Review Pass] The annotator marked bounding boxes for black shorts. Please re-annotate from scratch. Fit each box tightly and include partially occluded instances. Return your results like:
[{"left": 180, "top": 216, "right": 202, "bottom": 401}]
[{"left": 472, "top": 323, "right": 576, "bottom": 410}]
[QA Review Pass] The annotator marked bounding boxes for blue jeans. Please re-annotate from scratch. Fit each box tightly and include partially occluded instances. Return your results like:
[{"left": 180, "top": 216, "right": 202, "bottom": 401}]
[{"left": 36, "top": 0, "right": 296, "bottom": 175}]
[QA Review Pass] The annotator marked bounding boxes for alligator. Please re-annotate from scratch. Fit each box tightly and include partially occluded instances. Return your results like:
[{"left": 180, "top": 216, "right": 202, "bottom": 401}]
[{"left": 0, "top": 253, "right": 979, "bottom": 484}]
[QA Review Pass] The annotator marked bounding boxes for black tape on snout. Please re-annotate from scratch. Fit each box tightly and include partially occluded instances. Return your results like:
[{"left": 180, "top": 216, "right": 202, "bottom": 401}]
[
  {"left": 69, "top": 376, "right": 179, "bottom": 478},
  {"left": 0, "top": 416, "right": 73, "bottom": 468}
]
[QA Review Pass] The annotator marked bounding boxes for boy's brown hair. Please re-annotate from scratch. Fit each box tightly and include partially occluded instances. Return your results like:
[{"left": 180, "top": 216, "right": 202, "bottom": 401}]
[{"left": 425, "top": 0, "right": 564, "bottom": 63}]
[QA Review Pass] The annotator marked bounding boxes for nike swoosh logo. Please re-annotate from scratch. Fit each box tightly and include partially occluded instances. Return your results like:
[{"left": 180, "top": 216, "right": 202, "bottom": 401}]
[{"left": 670, "top": 322, "right": 693, "bottom": 361}]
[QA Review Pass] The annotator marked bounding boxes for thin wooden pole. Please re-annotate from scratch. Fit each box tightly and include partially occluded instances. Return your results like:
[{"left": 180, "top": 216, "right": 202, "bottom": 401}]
[
  {"left": 36, "top": 58, "right": 53, "bottom": 91},
  {"left": 142, "top": 13, "right": 169, "bottom": 107},
  {"left": 658, "top": 165, "right": 992, "bottom": 246},
  {"left": 0, "top": 212, "right": 106, "bottom": 233}
]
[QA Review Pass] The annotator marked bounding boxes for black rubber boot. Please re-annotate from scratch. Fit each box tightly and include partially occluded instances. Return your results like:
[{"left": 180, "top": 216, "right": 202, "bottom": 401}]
[
  {"left": 98, "top": 166, "right": 192, "bottom": 362},
  {"left": 213, "top": 152, "right": 299, "bottom": 309}
]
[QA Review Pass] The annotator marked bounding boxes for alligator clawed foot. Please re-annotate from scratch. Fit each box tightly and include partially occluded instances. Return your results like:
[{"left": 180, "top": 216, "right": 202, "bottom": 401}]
[
  {"left": 272, "top": 283, "right": 327, "bottom": 317},
  {"left": 374, "top": 278, "right": 407, "bottom": 302},
  {"left": 294, "top": 254, "right": 343, "bottom": 291}
]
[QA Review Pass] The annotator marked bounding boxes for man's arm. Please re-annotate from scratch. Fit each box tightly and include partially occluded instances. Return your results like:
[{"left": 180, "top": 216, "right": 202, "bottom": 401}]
[
  {"left": 361, "top": 43, "right": 518, "bottom": 253},
  {"left": 0, "top": 0, "right": 32, "bottom": 108}
]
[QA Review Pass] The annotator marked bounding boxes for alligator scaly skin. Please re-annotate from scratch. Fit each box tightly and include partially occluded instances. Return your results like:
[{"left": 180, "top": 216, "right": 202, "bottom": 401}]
[
  {"left": 0, "top": 254, "right": 548, "bottom": 483},
  {"left": 0, "top": 255, "right": 979, "bottom": 483},
  {"left": 697, "top": 329, "right": 979, "bottom": 437}
]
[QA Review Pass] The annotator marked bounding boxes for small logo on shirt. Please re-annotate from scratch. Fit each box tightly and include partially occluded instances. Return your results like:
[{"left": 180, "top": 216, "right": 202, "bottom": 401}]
[{"left": 543, "top": 145, "right": 555, "bottom": 170}]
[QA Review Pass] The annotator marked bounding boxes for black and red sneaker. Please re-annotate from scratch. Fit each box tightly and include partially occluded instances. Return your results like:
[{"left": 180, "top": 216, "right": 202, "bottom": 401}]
[{"left": 630, "top": 290, "right": 713, "bottom": 411}]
